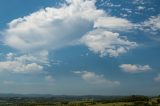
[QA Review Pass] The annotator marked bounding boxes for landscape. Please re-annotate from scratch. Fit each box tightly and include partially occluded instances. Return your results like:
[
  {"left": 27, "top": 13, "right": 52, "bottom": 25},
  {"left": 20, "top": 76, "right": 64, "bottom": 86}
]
[
  {"left": 0, "top": 94, "right": 160, "bottom": 106},
  {"left": 0, "top": 0, "right": 160, "bottom": 106}
]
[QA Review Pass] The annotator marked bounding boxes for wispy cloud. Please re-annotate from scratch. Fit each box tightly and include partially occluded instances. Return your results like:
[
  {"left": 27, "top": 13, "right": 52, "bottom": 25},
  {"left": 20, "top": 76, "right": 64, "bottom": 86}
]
[
  {"left": 154, "top": 74, "right": 160, "bottom": 81},
  {"left": 138, "top": 15, "right": 160, "bottom": 41},
  {"left": 3, "top": 80, "right": 15, "bottom": 85},
  {"left": 141, "top": 15, "right": 160, "bottom": 31},
  {"left": 45, "top": 75, "right": 55, "bottom": 82}
]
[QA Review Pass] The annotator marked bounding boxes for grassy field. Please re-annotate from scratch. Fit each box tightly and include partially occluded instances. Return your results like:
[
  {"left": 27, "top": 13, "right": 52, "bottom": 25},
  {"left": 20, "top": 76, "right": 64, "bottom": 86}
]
[
  {"left": 0, "top": 95, "right": 159, "bottom": 106},
  {"left": 91, "top": 102, "right": 133, "bottom": 106}
]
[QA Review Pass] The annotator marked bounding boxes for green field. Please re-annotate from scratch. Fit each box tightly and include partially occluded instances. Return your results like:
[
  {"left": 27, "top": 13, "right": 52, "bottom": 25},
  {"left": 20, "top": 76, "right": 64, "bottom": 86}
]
[
  {"left": 0, "top": 95, "right": 159, "bottom": 106},
  {"left": 91, "top": 102, "right": 133, "bottom": 106}
]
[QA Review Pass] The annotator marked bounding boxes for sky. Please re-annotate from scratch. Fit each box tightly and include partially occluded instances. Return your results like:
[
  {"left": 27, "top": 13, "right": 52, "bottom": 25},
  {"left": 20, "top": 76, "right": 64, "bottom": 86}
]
[{"left": 0, "top": 0, "right": 160, "bottom": 95}]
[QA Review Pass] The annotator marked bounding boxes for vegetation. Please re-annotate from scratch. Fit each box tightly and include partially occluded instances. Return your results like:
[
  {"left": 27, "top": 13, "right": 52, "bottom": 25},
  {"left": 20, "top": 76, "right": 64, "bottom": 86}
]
[{"left": 0, "top": 95, "right": 159, "bottom": 106}]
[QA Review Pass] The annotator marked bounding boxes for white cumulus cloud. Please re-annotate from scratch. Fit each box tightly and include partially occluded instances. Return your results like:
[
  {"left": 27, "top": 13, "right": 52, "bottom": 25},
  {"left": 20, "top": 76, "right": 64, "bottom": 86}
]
[
  {"left": 3, "top": 0, "right": 101, "bottom": 52},
  {"left": 1, "top": 0, "right": 138, "bottom": 75},
  {"left": 0, "top": 61, "right": 43, "bottom": 74},
  {"left": 73, "top": 71, "right": 120, "bottom": 86},
  {"left": 94, "top": 16, "right": 133, "bottom": 30},
  {"left": 3, "top": 0, "right": 136, "bottom": 57},
  {"left": 81, "top": 29, "right": 137, "bottom": 57},
  {"left": 120, "top": 64, "right": 151, "bottom": 73},
  {"left": 0, "top": 53, "right": 43, "bottom": 74}
]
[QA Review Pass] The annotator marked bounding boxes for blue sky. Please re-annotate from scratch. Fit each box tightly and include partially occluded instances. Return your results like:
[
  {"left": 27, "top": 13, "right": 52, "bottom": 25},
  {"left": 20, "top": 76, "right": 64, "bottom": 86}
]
[{"left": 0, "top": 0, "right": 160, "bottom": 95}]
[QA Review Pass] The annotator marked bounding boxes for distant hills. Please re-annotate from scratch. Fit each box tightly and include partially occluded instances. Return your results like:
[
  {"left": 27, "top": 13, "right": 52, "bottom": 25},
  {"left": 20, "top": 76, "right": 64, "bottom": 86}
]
[{"left": 0, "top": 93, "right": 157, "bottom": 100}]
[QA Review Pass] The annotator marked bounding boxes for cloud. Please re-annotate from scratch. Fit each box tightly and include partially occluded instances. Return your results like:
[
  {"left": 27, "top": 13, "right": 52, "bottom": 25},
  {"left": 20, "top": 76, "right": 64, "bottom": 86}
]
[
  {"left": 154, "top": 74, "right": 160, "bottom": 81},
  {"left": 81, "top": 29, "right": 137, "bottom": 57},
  {"left": 3, "top": 0, "right": 136, "bottom": 57},
  {"left": 3, "top": 0, "right": 101, "bottom": 52},
  {"left": 139, "top": 15, "right": 160, "bottom": 41},
  {"left": 133, "top": 0, "right": 145, "bottom": 5},
  {"left": 142, "top": 15, "right": 160, "bottom": 31},
  {"left": 1, "top": 0, "right": 138, "bottom": 74},
  {"left": 137, "top": 6, "right": 145, "bottom": 11},
  {"left": 122, "top": 8, "right": 132, "bottom": 14},
  {"left": 6, "top": 53, "right": 16, "bottom": 60},
  {"left": 15, "top": 51, "right": 49, "bottom": 65},
  {"left": 45, "top": 75, "right": 55, "bottom": 82},
  {"left": 134, "top": 15, "right": 160, "bottom": 41},
  {"left": 0, "top": 61, "right": 43, "bottom": 74},
  {"left": 3, "top": 80, "right": 15, "bottom": 85},
  {"left": 99, "top": 1, "right": 121, "bottom": 8},
  {"left": 73, "top": 71, "right": 120, "bottom": 86},
  {"left": 0, "top": 53, "right": 43, "bottom": 74},
  {"left": 120, "top": 64, "right": 151, "bottom": 73},
  {"left": 94, "top": 16, "right": 133, "bottom": 30}
]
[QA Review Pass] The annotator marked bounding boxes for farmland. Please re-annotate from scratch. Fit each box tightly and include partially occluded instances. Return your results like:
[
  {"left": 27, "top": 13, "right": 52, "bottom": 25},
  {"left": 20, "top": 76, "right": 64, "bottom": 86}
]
[{"left": 0, "top": 95, "right": 159, "bottom": 106}]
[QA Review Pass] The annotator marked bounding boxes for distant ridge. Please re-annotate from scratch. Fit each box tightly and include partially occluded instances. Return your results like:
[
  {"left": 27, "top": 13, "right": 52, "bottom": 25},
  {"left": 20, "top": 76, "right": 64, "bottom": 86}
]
[{"left": 0, "top": 93, "right": 156, "bottom": 99}]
